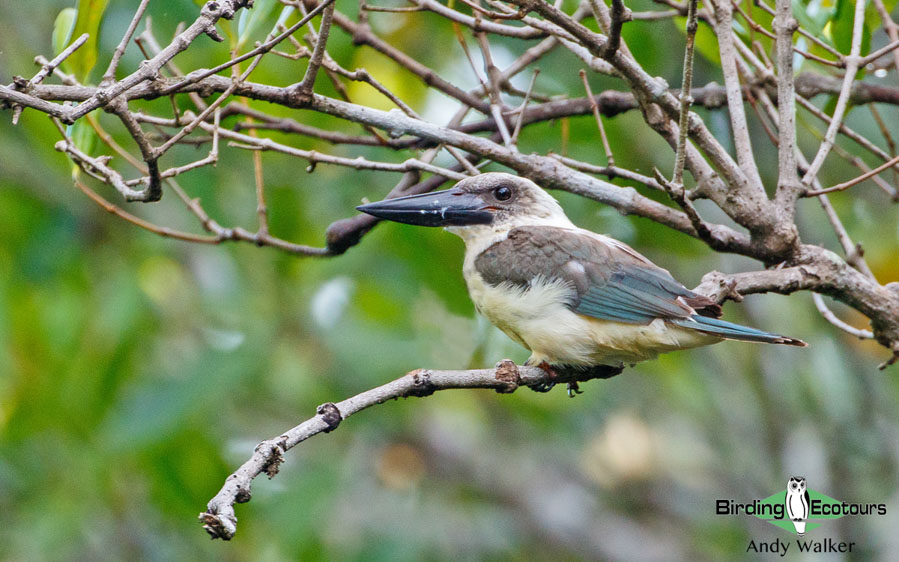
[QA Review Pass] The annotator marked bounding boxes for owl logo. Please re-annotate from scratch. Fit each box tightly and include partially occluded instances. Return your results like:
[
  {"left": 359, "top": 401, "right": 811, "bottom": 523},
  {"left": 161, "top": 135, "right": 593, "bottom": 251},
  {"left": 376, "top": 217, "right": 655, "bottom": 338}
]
[{"left": 785, "top": 476, "right": 810, "bottom": 535}]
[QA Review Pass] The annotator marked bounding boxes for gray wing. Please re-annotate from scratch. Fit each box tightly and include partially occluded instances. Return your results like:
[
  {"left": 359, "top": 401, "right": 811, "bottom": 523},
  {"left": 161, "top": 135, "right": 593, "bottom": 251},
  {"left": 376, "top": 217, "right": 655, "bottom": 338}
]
[{"left": 475, "top": 226, "right": 721, "bottom": 324}]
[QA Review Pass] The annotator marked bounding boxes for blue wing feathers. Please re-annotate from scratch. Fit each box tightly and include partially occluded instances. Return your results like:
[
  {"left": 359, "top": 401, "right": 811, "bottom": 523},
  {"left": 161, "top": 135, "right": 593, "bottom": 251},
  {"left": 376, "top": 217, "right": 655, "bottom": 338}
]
[
  {"left": 574, "top": 267, "right": 693, "bottom": 323},
  {"left": 671, "top": 315, "right": 806, "bottom": 346},
  {"left": 578, "top": 291, "right": 654, "bottom": 323}
]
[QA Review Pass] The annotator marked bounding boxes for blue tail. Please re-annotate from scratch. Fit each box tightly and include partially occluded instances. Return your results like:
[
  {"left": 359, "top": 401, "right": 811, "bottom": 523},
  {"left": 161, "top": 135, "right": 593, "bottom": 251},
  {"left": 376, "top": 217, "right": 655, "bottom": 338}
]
[{"left": 671, "top": 315, "right": 807, "bottom": 346}]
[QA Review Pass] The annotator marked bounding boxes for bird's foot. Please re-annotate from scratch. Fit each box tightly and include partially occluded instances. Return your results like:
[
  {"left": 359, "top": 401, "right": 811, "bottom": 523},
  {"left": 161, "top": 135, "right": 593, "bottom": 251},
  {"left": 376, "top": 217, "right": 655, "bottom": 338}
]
[
  {"left": 529, "top": 361, "right": 558, "bottom": 393},
  {"left": 566, "top": 381, "right": 583, "bottom": 398},
  {"left": 528, "top": 362, "right": 625, "bottom": 394}
]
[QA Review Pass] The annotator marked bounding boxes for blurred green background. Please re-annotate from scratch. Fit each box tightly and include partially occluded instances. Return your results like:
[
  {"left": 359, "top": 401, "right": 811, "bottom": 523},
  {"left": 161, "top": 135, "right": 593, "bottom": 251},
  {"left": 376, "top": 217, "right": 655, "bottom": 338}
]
[{"left": 1, "top": 0, "right": 899, "bottom": 559}]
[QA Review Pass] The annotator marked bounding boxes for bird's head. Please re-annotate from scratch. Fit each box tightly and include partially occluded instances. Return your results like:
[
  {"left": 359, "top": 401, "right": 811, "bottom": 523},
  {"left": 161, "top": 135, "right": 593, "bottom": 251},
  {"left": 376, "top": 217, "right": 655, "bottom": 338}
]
[
  {"left": 788, "top": 476, "right": 807, "bottom": 492},
  {"left": 356, "top": 173, "right": 570, "bottom": 238}
]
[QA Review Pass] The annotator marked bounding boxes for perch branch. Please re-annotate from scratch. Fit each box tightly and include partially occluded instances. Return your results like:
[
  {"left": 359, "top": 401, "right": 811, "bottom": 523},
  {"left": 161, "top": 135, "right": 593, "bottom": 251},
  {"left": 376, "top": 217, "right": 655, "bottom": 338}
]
[{"left": 200, "top": 360, "right": 624, "bottom": 540}]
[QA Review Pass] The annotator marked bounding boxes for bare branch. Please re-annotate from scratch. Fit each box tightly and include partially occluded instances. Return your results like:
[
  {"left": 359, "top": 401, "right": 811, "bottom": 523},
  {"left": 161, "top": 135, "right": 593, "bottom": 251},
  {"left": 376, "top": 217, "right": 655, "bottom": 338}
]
[
  {"left": 655, "top": 168, "right": 725, "bottom": 250},
  {"left": 64, "top": 0, "right": 256, "bottom": 124},
  {"left": 156, "top": 0, "right": 337, "bottom": 99},
  {"left": 550, "top": 153, "right": 664, "bottom": 192},
  {"left": 414, "top": 0, "right": 544, "bottom": 39},
  {"left": 4, "top": 1, "right": 899, "bottom": 541},
  {"left": 753, "top": 0, "right": 843, "bottom": 59},
  {"left": 804, "top": 153, "right": 899, "bottom": 197},
  {"left": 55, "top": 138, "right": 159, "bottom": 202},
  {"left": 709, "top": 0, "right": 764, "bottom": 190},
  {"left": 772, "top": 0, "right": 801, "bottom": 210},
  {"left": 296, "top": 0, "right": 335, "bottom": 93},
  {"left": 102, "top": 0, "right": 152, "bottom": 84},
  {"left": 74, "top": 178, "right": 219, "bottom": 244},
  {"left": 9, "top": 33, "right": 88, "bottom": 124},
  {"left": 673, "top": 0, "right": 699, "bottom": 186},
  {"left": 510, "top": 69, "right": 539, "bottom": 147},
  {"left": 200, "top": 360, "right": 624, "bottom": 540},
  {"left": 600, "top": 0, "right": 632, "bottom": 59},
  {"left": 0, "top": 84, "right": 70, "bottom": 120},
  {"left": 873, "top": 0, "right": 899, "bottom": 73},
  {"left": 579, "top": 69, "right": 615, "bottom": 166},
  {"left": 813, "top": 293, "right": 874, "bottom": 340},
  {"left": 332, "top": 10, "right": 492, "bottom": 112},
  {"left": 800, "top": 0, "right": 867, "bottom": 187}
]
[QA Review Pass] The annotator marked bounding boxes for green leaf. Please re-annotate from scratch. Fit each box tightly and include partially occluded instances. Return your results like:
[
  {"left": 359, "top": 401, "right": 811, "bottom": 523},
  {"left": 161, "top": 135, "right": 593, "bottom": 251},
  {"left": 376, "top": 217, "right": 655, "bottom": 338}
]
[
  {"left": 831, "top": 0, "right": 861, "bottom": 55},
  {"left": 793, "top": 0, "right": 836, "bottom": 48},
  {"left": 238, "top": 0, "right": 272, "bottom": 46},
  {"left": 66, "top": 0, "right": 111, "bottom": 82},
  {"left": 237, "top": 0, "right": 280, "bottom": 49},
  {"left": 52, "top": 8, "right": 77, "bottom": 57}
]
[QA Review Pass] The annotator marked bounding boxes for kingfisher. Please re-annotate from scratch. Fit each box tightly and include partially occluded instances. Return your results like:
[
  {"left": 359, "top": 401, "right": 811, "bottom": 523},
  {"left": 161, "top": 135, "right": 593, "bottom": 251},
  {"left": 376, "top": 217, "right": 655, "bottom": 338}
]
[{"left": 357, "top": 173, "right": 805, "bottom": 389}]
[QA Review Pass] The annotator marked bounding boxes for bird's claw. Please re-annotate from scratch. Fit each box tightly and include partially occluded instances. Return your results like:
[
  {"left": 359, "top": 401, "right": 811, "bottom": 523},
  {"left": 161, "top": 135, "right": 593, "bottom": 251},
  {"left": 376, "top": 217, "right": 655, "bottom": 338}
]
[
  {"left": 529, "top": 360, "right": 558, "bottom": 393},
  {"left": 529, "top": 381, "right": 556, "bottom": 393},
  {"left": 567, "top": 381, "right": 583, "bottom": 397}
]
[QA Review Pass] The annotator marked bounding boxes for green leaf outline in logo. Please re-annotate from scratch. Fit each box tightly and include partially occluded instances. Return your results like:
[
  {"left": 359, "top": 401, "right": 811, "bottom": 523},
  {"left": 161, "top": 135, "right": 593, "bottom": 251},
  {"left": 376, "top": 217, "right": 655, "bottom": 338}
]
[{"left": 754, "top": 489, "right": 846, "bottom": 535}]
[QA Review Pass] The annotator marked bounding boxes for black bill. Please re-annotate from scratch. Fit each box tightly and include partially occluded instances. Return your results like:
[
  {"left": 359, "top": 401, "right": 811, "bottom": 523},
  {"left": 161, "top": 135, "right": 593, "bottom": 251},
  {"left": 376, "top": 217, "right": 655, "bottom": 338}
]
[{"left": 356, "top": 188, "right": 494, "bottom": 227}]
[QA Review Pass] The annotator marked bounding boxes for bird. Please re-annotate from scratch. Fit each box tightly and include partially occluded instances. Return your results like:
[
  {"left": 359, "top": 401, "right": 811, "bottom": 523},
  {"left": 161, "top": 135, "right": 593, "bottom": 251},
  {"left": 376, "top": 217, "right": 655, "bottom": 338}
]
[
  {"left": 357, "top": 173, "right": 805, "bottom": 391},
  {"left": 785, "top": 476, "right": 810, "bottom": 536}
]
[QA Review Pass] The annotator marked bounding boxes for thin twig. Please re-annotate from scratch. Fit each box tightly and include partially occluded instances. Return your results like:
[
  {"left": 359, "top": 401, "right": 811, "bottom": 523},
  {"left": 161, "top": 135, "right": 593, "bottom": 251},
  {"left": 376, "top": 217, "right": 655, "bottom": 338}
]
[
  {"left": 135, "top": 19, "right": 208, "bottom": 111},
  {"left": 510, "top": 69, "right": 539, "bottom": 147},
  {"left": 361, "top": 3, "right": 423, "bottom": 12},
  {"left": 868, "top": 104, "right": 899, "bottom": 197},
  {"left": 130, "top": 111, "right": 471, "bottom": 179},
  {"left": 860, "top": 38, "right": 899, "bottom": 67},
  {"left": 673, "top": 0, "right": 698, "bottom": 186},
  {"left": 654, "top": 168, "right": 724, "bottom": 248},
  {"left": 753, "top": 0, "right": 843, "bottom": 58},
  {"left": 550, "top": 153, "right": 664, "bottom": 191},
  {"left": 804, "top": 153, "right": 899, "bottom": 196},
  {"left": 102, "top": 0, "right": 152, "bottom": 84},
  {"left": 795, "top": 94, "right": 898, "bottom": 168},
  {"left": 10, "top": 33, "right": 88, "bottom": 124},
  {"left": 331, "top": 10, "right": 492, "bottom": 113},
  {"left": 157, "top": 0, "right": 337, "bottom": 98},
  {"left": 731, "top": 0, "right": 841, "bottom": 67},
  {"left": 74, "top": 178, "right": 220, "bottom": 244},
  {"left": 413, "top": 0, "right": 544, "bottom": 39},
  {"left": 873, "top": 0, "right": 899, "bottom": 73},
  {"left": 800, "top": 0, "right": 867, "bottom": 187},
  {"left": 55, "top": 139, "right": 158, "bottom": 202},
  {"left": 66, "top": 0, "right": 257, "bottom": 123},
  {"left": 813, "top": 293, "right": 874, "bottom": 339},
  {"left": 296, "top": 1, "right": 336, "bottom": 93},
  {"left": 800, "top": 115, "right": 898, "bottom": 198},
  {"left": 579, "top": 69, "right": 615, "bottom": 167}
]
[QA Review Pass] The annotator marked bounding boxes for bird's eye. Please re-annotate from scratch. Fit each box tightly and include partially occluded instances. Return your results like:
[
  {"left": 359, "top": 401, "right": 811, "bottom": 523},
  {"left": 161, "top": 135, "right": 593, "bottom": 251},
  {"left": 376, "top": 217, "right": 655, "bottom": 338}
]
[{"left": 494, "top": 186, "right": 512, "bottom": 201}]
